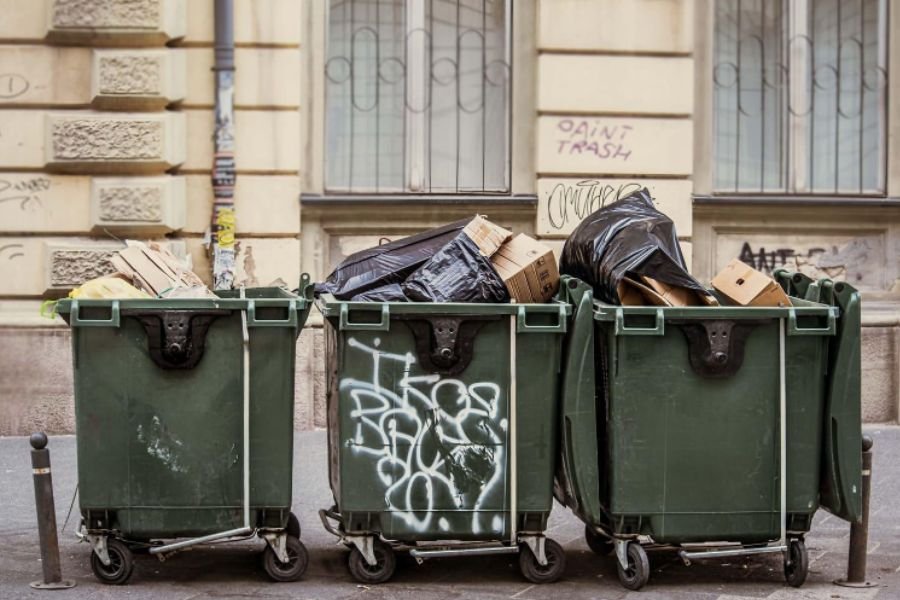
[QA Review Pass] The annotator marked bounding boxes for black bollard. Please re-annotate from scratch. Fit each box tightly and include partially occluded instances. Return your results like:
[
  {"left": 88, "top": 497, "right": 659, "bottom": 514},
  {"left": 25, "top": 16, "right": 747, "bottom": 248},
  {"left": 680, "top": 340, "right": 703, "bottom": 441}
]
[
  {"left": 29, "top": 432, "right": 76, "bottom": 590},
  {"left": 834, "top": 435, "right": 875, "bottom": 588}
]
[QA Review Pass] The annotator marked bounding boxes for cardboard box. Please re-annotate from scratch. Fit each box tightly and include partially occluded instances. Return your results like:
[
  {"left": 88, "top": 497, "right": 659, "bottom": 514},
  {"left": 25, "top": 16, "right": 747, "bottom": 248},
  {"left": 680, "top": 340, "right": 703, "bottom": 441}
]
[
  {"left": 711, "top": 259, "right": 792, "bottom": 307},
  {"left": 462, "top": 215, "right": 512, "bottom": 257},
  {"left": 490, "top": 234, "right": 560, "bottom": 303},
  {"left": 616, "top": 275, "right": 719, "bottom": 307}
]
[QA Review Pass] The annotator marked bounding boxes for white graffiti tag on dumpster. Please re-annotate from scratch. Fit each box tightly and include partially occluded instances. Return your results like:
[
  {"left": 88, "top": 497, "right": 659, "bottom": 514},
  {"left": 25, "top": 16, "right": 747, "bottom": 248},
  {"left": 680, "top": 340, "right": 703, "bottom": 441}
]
[{"left": 341, "top": 337, "right": 507, "bottom": 534}]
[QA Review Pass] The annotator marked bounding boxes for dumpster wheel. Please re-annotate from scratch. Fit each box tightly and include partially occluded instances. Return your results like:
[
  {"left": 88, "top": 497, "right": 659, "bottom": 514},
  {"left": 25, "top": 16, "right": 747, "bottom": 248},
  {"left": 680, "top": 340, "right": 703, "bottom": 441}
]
[
  {"left": 783, "top": 539, "right": 808, "bottom": 588},
  {"left": 348, "top": 538, "right": 396, "bottom": 584},
  {"left": 519, "top": 538, "right": 566, "bottom": 583},
  {"left": 262, "top": 536, "right": 309, "bottom": 582},
  {"left": 584, "top": 526, "right": 614, "bottom": 555},
  {"left": 90, "top": 538, "right": 134, "bottom": 585},
  {"left": 616, "top": 542, "right": 650, "bottom": 591}
]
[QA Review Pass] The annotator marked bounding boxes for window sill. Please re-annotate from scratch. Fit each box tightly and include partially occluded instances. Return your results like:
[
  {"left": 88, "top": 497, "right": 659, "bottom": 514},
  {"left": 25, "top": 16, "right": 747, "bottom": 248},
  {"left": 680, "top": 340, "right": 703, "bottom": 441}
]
[
  {"left": 693, "top": 194, "right": 900, "bottom": 207},
  {"left": 301, "top": 193, "right": 538, "bottom": 206}
]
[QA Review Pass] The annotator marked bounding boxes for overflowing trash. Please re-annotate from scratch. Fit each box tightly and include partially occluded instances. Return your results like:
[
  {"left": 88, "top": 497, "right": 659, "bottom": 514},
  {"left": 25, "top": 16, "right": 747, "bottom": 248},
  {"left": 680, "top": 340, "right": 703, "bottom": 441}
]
[
  {"left": 67, "top": 240, "right": 213, "bottom": 301},
  {"left": 318, "top": 215, "right": 560, "bottom": 304},
  {"left": 559, "top": 188, "right": 712, "bottom": 305},
  {"left": 314, "top": 219, "right": 469, "bottom": 300}
]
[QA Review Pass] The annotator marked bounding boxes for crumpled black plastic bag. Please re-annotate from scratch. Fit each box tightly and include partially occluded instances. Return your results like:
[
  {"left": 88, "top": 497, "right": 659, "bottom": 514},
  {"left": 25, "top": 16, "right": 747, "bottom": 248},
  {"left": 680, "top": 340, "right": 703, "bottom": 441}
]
[
  {"left": 559, "top": 188, "right": 706, "bottom": 304},
  {"left": 351, "top": 283, "right": 409, "bottom": 302},
  {"left": 315, "top": 218, "right": 469, "bottom": 299},
  {"left": 402, "top": 233, "right": 510, "bottom": 303}
]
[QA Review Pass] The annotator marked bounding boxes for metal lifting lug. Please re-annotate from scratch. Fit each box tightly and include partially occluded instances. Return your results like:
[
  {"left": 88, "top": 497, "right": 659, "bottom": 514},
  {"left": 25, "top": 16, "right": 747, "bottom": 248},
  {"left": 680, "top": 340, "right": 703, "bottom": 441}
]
[
  {"left": 397, "top": 315, "right": 497, "bottom": 375},
  {"left": 672, "top": 319, "right": 767, "bottom": 378},
  {"left": 129, "top": 310, "right": 228, "bottom": 370}
]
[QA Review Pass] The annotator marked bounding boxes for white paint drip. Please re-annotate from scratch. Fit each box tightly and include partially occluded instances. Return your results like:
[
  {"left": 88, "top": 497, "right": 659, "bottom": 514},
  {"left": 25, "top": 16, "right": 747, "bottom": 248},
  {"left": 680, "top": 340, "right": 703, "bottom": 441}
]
[
  {"left": 341, "top": 337, "right": 506, "bottom": 534},
  {"left": 136, "top": 416, "right": 187, "bottom": 473}
]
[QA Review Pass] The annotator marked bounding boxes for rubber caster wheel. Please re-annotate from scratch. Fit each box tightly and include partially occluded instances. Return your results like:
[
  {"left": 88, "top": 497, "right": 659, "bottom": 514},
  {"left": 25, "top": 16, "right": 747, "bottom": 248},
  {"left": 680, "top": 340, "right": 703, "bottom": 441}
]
[
  {"left": 347, "top": 539, "right": 396, "bottom": 584},
  {"left": 519, "top": 538, "right": 567, "bottom": 583},
  {"left": 286, "top": 511, "right": 301, "bottom": 539},
  {"left": 90, "top": 538, "right": 134, "bottom": 585},
  {"left": 263, "top": 536, "right": 309, "bottom": 582},
  {"left": 616, "top": 542, "right": 650, "bottom": 591},
  {"left": 584, "top": 526, "right": 614, "bottom": 555},
  {"left": 784, "top": 539, "right": 808, "bottom": 588}
]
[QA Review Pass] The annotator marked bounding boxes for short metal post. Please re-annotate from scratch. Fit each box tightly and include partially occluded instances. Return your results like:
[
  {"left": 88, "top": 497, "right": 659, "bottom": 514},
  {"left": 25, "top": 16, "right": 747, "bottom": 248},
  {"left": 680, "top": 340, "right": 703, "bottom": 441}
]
[
  {"left": 835, "top": 435, "right": 875, "bottom": 588},
  {"left": 29, "top": 432, "right": 76, "bottom": 590}
]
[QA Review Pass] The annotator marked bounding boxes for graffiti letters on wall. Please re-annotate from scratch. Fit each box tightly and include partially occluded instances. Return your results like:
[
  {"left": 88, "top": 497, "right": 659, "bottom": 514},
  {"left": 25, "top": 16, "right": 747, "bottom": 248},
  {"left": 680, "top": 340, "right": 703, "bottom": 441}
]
[
  {"left": 340, "top": 337, "right": 507, "bottom": 534},
  {"left": 554, "top": 118, "right": 633, "bottom": 162},
  {"left": 545, "top": 180, "right": 644, "bottom": 231},
  {"left": 735, "top": 238, "right": 878, "bottom": 286}
]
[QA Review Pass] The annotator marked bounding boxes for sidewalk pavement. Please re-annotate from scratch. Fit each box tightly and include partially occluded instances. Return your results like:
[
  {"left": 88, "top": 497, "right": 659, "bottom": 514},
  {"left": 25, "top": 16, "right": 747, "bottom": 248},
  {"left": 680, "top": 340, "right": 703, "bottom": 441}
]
[{"left": 1, "top": 426, "right": 897, "bottom": 600}]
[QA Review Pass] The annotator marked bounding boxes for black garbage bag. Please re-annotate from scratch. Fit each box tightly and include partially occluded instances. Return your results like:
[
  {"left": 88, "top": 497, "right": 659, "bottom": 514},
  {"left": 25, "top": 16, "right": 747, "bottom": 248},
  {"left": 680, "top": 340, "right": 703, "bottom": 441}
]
[
  {"left": 315, "top": 218, "right": 469, "bottom": 299},
  {"left": 351, "top": 283, "right": 409, "bottom": 302},
  {"left": 559, "top": 188, "right": 707, "bottom": 304},
  {"left": 402, "top": 233, "right": 510, "bottom": 303}
]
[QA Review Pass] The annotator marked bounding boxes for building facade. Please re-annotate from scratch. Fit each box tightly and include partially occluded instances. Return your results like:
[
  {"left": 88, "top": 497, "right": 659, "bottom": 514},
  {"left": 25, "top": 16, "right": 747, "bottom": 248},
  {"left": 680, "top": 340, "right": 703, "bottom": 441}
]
[{"left": 0, "top": 0, "right": 897, "bottom": 434}]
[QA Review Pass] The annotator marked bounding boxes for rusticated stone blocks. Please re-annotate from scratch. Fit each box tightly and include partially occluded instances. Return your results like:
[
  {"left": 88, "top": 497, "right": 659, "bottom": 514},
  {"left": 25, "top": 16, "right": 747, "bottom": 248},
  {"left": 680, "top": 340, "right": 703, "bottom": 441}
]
[
  {"left": 45, "top": 112, "right": 186, "bottom": 173},
  {"left": 45, "top": 245, "right": 120, "bottom": 289},
  {"left": 47, "top": 0, "right": 186, "bottom": 46},
  {"left": 92, "top": 49, "right": 185, "bottom": 109},
  {"left": 90, "top": 176, "right": 186, "bottom": 233}
]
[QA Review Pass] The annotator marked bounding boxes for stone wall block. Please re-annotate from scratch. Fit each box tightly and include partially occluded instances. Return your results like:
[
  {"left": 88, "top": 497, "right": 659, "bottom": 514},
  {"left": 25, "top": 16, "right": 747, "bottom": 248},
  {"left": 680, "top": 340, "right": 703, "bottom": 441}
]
[
  {"left": 92, "top": 49, "right": 186, "bottom": 110},
  {"left": 45, "top": 111, "right": 186, "bottom": 173},
  {"left": 42, "top": 240, "right": 124, "bottom": 291},
  {"left": 90, "top": 176, "right": 185, "bottom": 233},
  {"left": 47, "top": 0, "right": 186, "bottom": 46}
]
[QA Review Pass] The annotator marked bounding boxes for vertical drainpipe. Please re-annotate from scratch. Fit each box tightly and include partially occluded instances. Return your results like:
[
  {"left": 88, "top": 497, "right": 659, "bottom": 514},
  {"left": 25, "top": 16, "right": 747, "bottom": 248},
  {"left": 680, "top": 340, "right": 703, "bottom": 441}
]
[{"left": 211, "top": 0, "right": 236, "bottom": 290}]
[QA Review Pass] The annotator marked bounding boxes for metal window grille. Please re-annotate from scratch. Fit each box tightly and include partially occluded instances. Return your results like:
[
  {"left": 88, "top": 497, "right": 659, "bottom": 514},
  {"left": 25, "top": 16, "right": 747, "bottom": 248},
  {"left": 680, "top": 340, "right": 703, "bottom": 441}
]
[
  {"left": 713, "top": 0, "right": 888, "bottom": 194},
  {"left": 325, "top": 0, "right": 512, "bottom": 194}
]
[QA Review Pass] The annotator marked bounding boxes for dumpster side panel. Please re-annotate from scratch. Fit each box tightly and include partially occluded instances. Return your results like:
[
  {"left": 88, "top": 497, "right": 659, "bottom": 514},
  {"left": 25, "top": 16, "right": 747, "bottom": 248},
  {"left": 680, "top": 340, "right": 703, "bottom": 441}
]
[
  {"left": 324, "top": 299, "right": 567, "bottom": 543},
  {"left": 334, "top": 317, "right": 511, "bottom": 541},
  {"left": 69, "top": 294, "right": 303, "bottom": 538},
  {"left": 601, "top": 312, "right": 829, "bottom": 544}
]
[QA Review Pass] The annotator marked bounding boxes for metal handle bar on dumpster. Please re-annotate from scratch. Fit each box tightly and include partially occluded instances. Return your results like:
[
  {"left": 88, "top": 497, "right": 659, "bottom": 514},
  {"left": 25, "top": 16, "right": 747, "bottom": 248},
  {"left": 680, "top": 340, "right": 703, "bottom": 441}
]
[
  {"left": 70, "top": 299, "right": 121, "bottom": 327},
  {"left": 516, "top": 304, "right": 567, "bottom": 333},
  {"left": 247, "top": 299, "right": 298, "bottom": 328},
  {"left": 339, "top": 303, "right": 391, "bottom": 331},
  {"left": 787, "top": 308, "right": 837, "bottom": 336}
]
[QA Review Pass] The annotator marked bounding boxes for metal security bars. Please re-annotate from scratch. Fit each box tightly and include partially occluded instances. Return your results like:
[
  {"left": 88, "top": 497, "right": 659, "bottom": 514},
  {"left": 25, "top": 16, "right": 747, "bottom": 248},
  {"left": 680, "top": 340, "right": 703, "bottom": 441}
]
[
  {"left": 325, "top": 0, "right": 511, "bottom": 194},
  {"left": 713, "top": 0, "right": 888, "bottom": 195}
]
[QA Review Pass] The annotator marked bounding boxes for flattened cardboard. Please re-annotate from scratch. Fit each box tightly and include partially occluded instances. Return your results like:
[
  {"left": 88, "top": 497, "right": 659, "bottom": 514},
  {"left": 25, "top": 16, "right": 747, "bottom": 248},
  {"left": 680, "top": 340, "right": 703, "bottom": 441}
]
[
  {"left": 462, "top": 215, "right": 512, "bottom": 257},
  {"left": 711, "top": 259, "right": 792, "bottom": 307},
  {"left": 639, "top": 275, "right": 719, "bottom": 307}
]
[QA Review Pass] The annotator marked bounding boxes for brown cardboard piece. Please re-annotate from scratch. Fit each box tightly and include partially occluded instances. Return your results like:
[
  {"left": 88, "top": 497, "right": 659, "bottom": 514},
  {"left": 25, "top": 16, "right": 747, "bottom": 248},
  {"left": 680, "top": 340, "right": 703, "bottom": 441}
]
[
  {"left": 462, "top": 215, "right": 512, "bottom": 257},
  {"left": 490, "top": 233, "right": 560, "bottom": 303},
  {"left": 616, "top": 275, "right": 719, "bottom": 307},
  {"left": 110, "top": 240, "right": 213, "bottom": 298},
  {"left": 711, "top": 259, "right": 792, "bottom": 307}
]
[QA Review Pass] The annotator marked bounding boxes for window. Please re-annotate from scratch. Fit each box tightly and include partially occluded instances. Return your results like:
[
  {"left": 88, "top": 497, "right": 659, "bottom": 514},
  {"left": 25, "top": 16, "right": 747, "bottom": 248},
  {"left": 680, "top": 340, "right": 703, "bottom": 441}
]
[
  {"left": 713, "top": 0, "right": 888, "bottom": 194},
  {"left": 324, "top": 0, "right": 511, "bottom": 194}
]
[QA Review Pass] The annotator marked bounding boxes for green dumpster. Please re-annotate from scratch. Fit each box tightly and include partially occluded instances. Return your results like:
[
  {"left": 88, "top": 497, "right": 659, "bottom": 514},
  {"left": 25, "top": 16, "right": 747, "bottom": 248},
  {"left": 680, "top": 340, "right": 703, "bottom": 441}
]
[
  {"left": 56, "top": 276, "right": 314, "bottom": 585},
  {"left": 317, "top": 294, "right": 570, "bottom": 584},
  {"left": 554, "top": 273, "right": 861, "bottom": 591}
]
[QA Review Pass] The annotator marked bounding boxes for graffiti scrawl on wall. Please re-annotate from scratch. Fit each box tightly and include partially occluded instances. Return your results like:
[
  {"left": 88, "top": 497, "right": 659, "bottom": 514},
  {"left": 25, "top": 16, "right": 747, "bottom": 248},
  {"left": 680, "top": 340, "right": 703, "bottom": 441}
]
[{"left": 340, "top": 337, "right": 507, "bottom": 534}]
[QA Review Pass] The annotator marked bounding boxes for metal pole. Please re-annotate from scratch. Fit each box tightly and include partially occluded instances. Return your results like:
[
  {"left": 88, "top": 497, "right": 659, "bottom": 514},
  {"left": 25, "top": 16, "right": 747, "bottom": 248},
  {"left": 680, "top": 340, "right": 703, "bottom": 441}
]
[
  {"left": 835, "top": 435, "right": 875, "bottom": 588},
  {"left": 29, "top": 432, "right": 75, "bottom": 590},
  {"left": 211, "top": 0, "right": 236, "bottom": 290}
]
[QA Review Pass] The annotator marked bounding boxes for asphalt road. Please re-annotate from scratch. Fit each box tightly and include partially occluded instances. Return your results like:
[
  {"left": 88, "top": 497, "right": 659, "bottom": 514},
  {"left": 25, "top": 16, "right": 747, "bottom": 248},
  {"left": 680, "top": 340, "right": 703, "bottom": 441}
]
[{"left": 1, "top": 427, "right": 898, "bottom": 600}]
